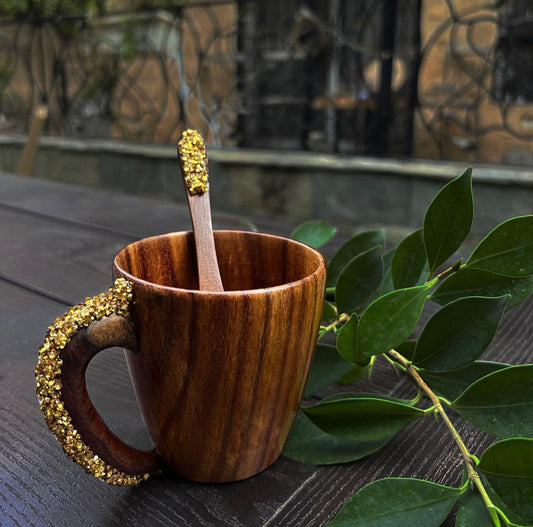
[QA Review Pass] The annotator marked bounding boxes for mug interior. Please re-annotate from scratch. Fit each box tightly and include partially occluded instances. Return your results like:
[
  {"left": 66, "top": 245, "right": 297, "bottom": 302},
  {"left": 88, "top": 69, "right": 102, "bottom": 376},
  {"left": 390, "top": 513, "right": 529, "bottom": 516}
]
[{"left": 114, "top": 230, "right": 324, "bottom": 292}]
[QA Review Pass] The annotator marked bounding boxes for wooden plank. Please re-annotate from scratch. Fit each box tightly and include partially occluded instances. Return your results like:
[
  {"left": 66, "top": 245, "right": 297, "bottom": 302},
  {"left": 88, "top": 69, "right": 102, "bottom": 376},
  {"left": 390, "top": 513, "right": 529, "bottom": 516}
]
[
  {"left": 1, "top": 171, "right": 531, "bottom": 526},
  {"left": 0, "top": 175, "right": 298, "bottom": 302},
  {"left": 0, "top": 171, "right": 259, "bottom": 239},
  {"left": 0, "top": 206, "right": 128, "bottom": 301},
  {"left": 0, "top": 174, "right": 320, "bottom": 525}
]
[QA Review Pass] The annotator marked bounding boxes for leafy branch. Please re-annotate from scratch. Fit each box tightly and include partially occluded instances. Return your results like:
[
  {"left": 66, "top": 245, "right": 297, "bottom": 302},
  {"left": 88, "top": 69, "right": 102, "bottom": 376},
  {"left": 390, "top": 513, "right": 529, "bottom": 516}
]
[
  {"left": 387, "top": 348, "right": 502, "bottom": 525},
  {"left": 285, "top": 167, "right": 533, "bottom": 526}
]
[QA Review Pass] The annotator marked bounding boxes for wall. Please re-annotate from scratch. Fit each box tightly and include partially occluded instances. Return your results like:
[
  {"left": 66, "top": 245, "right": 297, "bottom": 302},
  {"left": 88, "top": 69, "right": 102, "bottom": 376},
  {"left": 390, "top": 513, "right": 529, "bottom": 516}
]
[
  {"left": 1, "top": 135, "right": 531, "bottom": 236},
  {"left": 415, "top": 0, "right": 533, "bottom": 163}
]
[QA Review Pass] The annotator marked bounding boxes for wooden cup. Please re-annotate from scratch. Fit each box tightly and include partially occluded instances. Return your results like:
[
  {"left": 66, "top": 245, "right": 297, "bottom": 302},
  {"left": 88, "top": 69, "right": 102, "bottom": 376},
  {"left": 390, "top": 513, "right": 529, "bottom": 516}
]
[{"left": 43, "top": 230, "right": 326, "bottom": 484}]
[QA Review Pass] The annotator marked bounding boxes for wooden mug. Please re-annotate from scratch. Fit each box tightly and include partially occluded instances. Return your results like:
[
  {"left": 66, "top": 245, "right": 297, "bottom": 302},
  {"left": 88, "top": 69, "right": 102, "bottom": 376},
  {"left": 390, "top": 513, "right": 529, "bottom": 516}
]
[{"left": 36, "top": 231, "right": 326, "bottom": 484}]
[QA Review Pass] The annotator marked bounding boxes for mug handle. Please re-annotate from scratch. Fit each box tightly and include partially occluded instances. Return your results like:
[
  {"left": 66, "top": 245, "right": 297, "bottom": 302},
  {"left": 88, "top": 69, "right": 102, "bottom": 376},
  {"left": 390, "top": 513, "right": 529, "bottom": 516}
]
[{"left": 35, "top": 278, "right": 162, "bottom": 485}]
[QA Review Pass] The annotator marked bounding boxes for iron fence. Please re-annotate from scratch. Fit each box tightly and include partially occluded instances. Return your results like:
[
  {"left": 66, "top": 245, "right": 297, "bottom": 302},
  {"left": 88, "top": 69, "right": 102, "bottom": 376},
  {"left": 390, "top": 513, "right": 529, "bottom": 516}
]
[
  {"left": 0, "top": 0, "right": 532, "bottom": 163},
  {"left": 0, "top": 1, "right": 239, "bottom": 145},
  {"left": 417, "top": 0, "right": 533, "bottom": 163}
]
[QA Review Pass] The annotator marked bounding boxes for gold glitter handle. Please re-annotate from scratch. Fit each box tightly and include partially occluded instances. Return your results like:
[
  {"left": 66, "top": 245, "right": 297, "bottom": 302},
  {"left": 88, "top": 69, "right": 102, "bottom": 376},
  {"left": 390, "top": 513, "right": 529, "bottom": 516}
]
[{"left": 35, "top": 279, "right": 161, "bottom": 485}]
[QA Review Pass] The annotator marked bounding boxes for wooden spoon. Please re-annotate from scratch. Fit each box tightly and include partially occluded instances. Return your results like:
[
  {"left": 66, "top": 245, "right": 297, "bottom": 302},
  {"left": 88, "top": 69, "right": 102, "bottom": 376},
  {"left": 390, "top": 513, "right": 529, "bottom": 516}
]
[{"left": 177, "top": 129, "right": 224, "bottom": 291}]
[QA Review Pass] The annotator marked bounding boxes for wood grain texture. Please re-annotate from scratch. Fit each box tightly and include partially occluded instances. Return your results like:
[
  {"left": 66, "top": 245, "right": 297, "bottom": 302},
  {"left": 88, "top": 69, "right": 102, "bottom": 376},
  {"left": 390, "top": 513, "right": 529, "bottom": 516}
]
[
  {"left": 60, "top": 315, "right": 162, "bottom": 475},
  {"left": 113, "top": 230, "right": 326, "bottom": 482},
  {"left": 186, "top": 191, "right": 225, "bottom": 291},
  {"left": 0, "top": 276, "right": 317, "bottom": 527},
  {"left": 0, "top": 170, "right": 260, "bottom": 239},
  {"left": 1, "top": 171, "right": 531, "bottom": 526}
]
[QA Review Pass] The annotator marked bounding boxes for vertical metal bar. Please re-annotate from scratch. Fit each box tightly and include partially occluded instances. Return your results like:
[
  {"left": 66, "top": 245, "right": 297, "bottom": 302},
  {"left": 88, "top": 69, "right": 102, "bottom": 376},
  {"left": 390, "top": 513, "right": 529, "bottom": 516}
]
[
  {"left": 56, "top": 58, "right": 69, "bottom": 122},
  {"left": 326, "top": 0, "right": 341, "bottom": 152},
  {"left": 174, "top": 6, "right": 188, "bottom": 129},
  {"left": 374, "top": 0, "right": 397, "bottom": 155},
  {"left": 237, "top": 0, "right": 257, "bottom": 147},
  {"left": 405, "top": 0, "right": 422, "bottom": 156}
]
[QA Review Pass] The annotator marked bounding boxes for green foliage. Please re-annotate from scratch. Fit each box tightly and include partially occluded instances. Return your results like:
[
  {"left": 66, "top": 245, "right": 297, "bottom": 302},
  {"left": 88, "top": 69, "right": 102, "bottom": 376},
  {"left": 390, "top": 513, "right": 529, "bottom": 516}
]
[
  {"left": 478, "top": 438, "right": 533, "bottom": 524},
  {"left": 302, "top": 394, "right": 425, "bottom": 441},
  {"left": 452, "top": 365, "right": 533, "bottom": 437},
  {"left": 321, "top": 300, "right": 337, "bottom": 322},
  {"left": 326, "top": 478, "right": 463, "bottom": 527},
  {"left": 283, "top": 414, "right": 392, "bottom": 465},
  {"left": 355, "top": 285, "right": 428, "bottom": 365},
  {"left": 391, "top": 227, "right": 428, "bottom": 288},
  {"left": 423, "top": 167, "right": 473, "bottom": 274},
  {"left": 303, "top": 344, "right": 352, "bottom": 397},
  {"left": 326, "top": 229, "right": 385, "bottom": 287},
  {"left": 412, "top": 295, "right": 509, "bottom": 371},
  {"left": 290, "top": 220, "right": 337, "bottom": 248},
  {"left": 419, "top": 361, "right": 508, "bottom": 401},
  {"left": 336, "top": 314, "right": 358, "bottom": 362},
  {"left": 379, "top": 248, "right": 395, "bottom": 295},
  {"left": 431, "top": 267, "right": 533, "bottom": 310},
  {"left": 0, "top": 0, "right": 97, "bottom": 17},
  {"left": 284, "top": 167, "right": 533, "bottom": 527},
  {"left": 455, "top": 488, "right": 495, "bottom": 527},
  {"left": 467, "top": 216, "right": 533, "bottom": 277},
  {"left": 335, "top": 246, "right": 383, "bottom": 314}
]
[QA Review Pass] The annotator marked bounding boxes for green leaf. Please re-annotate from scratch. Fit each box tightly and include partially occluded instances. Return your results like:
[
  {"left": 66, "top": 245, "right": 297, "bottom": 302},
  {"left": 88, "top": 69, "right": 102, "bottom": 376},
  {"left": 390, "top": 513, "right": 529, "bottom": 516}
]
[
  {"left": 431, "top": 267, "right": 533, "bottom": 311},
  {"left": 337, "top": 364, "right": 366, "bottom": 384},
  {"left": 423, "top": 167, "right": 473, "bottom": 274},
  {"left": 335, "top": 246, "right": 383, "bottom": 314},
  {"left": 320, "top": 392, "right": 413, "bottom": 405},
  {"left": 302, "top": 395, "right": 424, "bottom": 441},
  {"left": 380, "top": 248, "right": 395, "bottom": 295},
  {"left": 395, "top": 340, "right": 417, "bottom": 361},
  {"left": 392, "top": 228, "right": 429, "bottom": 289},
  {"left": 337, "top": 314, "right": 358, "bottom": 362},
  {"left": 282, "top": 414, "right": 392, "bottom": 465},
  {"left": 290, "top": 220, "right": 337, "bottom": 248},
  {"left": 326, "top": 478, "right": 463, "bottom": 527},
  {"left": 413, "top": 296, "right": 509, "bottom": 371},
  {"left": 356, "top": 285, "right": 429, "bottom": 366},
  {"left": 481, "top": 474, "right": 531, "bottom": 527},
  {"left": 419, "top": 361, "right": 509, "bottom": 401},
  {"left": 455, "top": 487, "right": 495, "bottom": 527},
  {"left": 452, "top": 365, "right": 533, "bottom": 437},
  {"left": 478, "top": 438, "right": 533, "bottom": 524},
  {"left": 321, "top": 301, "right": 337, "bottom": 322},
  {"left": 467, "top": 215, "right": 533, "bottom": 277},
  {"left": 304, "top": 344, "right": 352, "bottom": 397},
  {"left": 327, "top": 229, "right": 385, "bottom": 287}
]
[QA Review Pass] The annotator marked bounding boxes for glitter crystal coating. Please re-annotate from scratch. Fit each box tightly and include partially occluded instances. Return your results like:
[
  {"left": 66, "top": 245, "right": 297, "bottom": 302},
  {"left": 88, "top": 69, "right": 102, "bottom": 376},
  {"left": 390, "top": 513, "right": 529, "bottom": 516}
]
[
  {"left": 177, "top": 128, "right": 209, "bottom": 195},
  {"left": 35, "top": 278, "right": 149, "bottom": 486}
]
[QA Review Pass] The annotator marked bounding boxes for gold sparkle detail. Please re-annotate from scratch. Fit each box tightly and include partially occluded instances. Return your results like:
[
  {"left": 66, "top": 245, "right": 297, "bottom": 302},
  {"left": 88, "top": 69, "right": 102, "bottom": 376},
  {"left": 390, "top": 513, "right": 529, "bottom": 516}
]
[
  {"left": 177, "top": 128, "right": 209, "bottom": 195},
  {"left": 35, "top": 278, "right": 149, "bottom": 486}
]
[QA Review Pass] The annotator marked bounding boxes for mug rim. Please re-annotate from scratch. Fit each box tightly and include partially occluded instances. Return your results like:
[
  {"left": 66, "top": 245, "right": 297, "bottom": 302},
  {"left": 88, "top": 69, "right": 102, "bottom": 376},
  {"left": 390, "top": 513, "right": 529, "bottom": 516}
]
[{"left": 113, "top": 230, "right": 326, "bottom": 296}]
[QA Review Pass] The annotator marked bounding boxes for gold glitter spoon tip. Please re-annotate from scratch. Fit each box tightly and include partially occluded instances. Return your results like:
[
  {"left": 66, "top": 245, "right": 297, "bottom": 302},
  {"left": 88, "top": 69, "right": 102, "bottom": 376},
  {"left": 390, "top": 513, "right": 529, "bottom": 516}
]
[{"left": 177, "top": 129, "right": 224, "bottom": 292}]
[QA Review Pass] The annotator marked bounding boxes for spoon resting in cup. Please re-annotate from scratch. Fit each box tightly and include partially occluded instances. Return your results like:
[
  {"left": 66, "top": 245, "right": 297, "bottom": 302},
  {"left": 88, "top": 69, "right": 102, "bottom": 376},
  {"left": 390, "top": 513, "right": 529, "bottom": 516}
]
[{"left": 177, "top": 129, "right": 224, "bottom": 292}]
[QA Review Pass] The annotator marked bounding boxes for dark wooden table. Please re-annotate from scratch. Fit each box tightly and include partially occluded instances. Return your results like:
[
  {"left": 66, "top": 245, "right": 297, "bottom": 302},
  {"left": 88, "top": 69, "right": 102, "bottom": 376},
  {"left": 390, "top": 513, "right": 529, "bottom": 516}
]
[{"left": 1, "top": 170, "right": 530, "bottom": 527}]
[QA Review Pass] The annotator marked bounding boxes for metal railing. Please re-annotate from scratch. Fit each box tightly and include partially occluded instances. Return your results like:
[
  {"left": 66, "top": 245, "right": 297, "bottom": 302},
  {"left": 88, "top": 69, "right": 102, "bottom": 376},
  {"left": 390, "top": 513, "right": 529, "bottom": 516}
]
[
  {"left": 0, "top": 1, "right": 238, "bottom": 145},
  {"left": 417, "top": 0, "right": 533, "bottom": 164},
  {"left": 0, "top": 0, "right": 532, "bottom": 164}
]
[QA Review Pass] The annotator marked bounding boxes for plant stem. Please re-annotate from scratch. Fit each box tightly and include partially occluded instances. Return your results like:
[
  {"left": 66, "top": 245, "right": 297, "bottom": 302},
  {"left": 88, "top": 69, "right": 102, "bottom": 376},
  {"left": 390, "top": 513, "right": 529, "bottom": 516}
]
[
  {"left": 387, "top": 348, "right": 501, "bottom": 526},
  {"left": 428, "top": 259, "right": 463, "bottom": 285},
  {"left": 320, "top": 313, "right": 350, "bottom": 335}
]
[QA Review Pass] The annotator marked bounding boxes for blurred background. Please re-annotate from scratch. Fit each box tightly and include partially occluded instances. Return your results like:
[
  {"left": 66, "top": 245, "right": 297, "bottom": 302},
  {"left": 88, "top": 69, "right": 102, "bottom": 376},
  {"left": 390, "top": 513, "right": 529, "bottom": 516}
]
[{"left": 0, "top": 0, "right": 531, "bottom": 232}]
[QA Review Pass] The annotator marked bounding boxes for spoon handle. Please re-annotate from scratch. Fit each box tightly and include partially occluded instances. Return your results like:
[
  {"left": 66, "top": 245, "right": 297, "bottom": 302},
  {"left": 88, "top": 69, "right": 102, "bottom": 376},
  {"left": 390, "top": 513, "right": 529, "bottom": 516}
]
[
  {"left": 187, "top": 190, "right": 224, "bottom": 291},
  {"left": 177, "top": 129, "right": 224, "bottom": 292}
]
